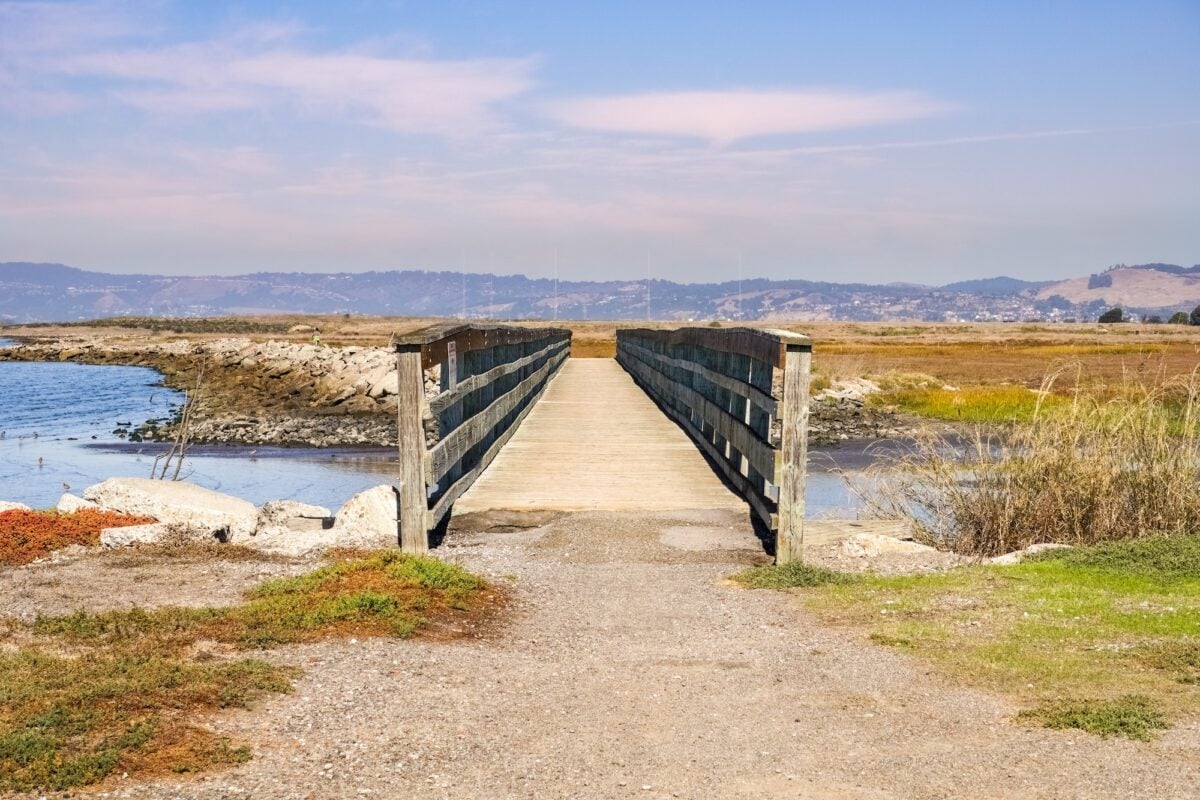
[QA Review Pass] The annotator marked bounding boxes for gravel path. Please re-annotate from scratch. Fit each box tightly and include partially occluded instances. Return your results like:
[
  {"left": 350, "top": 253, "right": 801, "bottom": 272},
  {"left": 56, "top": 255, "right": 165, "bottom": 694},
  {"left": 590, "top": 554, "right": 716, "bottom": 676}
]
[{"left": 17, "top": 510, "right": 1200, "bottom": 799}]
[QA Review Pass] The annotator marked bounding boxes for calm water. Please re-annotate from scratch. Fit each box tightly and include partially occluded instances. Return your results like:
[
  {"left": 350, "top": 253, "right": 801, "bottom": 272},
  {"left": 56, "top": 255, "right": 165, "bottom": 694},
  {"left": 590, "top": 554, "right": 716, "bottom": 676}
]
[{"left": 0, "top": 348, "right": 866, "bottom": 516}]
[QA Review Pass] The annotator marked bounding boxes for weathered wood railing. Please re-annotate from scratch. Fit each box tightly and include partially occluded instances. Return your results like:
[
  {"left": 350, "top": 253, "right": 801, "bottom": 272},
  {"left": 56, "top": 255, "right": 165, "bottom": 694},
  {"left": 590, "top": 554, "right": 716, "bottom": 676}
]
[
  {"left": 394, "top": 323, "right": 571, "bottom": 551},
  {"left": 616, "top": 327, "right": 811, "bottom": 562}
]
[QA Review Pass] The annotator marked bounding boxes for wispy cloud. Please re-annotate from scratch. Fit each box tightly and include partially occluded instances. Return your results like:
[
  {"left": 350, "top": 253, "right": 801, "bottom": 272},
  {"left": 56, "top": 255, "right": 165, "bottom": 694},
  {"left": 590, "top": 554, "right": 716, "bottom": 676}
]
[
  {"left": 65, "top": 45, "right": 537, "bottom": 133},
  {"left": 2, "top": 4, "right": 536, "bottom": 134},
  {"left": 544, "top": 89, "right": 951, "bottom": 144}
]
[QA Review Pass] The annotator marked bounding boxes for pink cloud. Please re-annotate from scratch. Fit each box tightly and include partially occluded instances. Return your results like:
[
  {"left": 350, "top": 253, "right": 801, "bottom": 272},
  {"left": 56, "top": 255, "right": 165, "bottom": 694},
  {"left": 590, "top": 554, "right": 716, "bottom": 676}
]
[{"left": 544, "top": 89, "right": 951, "bottom": 144}]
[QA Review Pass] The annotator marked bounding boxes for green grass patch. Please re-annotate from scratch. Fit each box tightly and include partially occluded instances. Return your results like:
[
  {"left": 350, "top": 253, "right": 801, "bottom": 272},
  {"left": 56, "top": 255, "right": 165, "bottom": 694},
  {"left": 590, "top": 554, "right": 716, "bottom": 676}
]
[
  {"left": 734, "top": 561, "right": 853, "bottom": 590},
  {"left": 1, "top": 551, "right": 493, "bottom": 792},
  {"left": 797, "top": 536, "right": 1200, "bottom": 739},
  {"left": 1018, "top": 695, "right": 1170, "bottom": 741},
  {"left": 1025, "top": 535, "right": 1200, "bottom": 580},
  {"left": 872, "top": 382, "right": 1060, "bottom": 423}
]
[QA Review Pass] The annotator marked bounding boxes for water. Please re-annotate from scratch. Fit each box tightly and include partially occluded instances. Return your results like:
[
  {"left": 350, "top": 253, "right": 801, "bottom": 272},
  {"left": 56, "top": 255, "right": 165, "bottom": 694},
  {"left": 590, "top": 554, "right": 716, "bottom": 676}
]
[
  {"left": 0, "top": 358, "right": 400, "bottom": 510},
  {"left": 0, "top": 352, "right": 869, "bottom": 516}
]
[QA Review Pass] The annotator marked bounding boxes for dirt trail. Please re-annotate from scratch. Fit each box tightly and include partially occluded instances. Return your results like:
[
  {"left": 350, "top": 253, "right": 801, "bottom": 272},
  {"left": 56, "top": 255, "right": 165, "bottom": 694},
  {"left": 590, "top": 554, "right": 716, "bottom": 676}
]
[{"left": 52, "top": 511, "right": 1200, "bottom": 798}]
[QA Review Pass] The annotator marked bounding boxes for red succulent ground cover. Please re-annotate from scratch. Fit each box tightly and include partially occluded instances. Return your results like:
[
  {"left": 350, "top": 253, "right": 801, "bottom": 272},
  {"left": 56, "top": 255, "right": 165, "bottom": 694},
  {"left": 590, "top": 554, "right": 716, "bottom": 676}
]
[{"left": 0, "top": 509, "right": 156, "bottom": 566}]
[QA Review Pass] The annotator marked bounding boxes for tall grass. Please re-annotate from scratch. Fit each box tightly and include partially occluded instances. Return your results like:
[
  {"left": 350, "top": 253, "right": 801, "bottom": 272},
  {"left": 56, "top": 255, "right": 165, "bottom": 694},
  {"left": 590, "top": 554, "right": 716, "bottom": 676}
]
[{"left": 857, "top": 370, "right": 1200, "bottom": 556}]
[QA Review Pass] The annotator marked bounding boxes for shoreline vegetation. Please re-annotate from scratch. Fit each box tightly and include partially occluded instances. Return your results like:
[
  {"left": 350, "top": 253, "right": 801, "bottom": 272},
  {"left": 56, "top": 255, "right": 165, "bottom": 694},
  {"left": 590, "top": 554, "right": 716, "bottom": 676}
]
[
  {"left": 0, "top": 549, "right": 496, "bottom": 792},
  {"left": 738, "top": 536, "right": 1200, "bottom": 741},
  {"left": 740, "top": 364, "right": 1200, "bottom": 742}
]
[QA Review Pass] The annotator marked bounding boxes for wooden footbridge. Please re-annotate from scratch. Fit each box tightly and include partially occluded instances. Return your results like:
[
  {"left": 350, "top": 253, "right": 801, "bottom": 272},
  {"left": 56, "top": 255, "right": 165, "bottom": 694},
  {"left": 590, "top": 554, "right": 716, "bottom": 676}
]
[{"left": 393, "top": 324, "right": 812, "bottom": 562}]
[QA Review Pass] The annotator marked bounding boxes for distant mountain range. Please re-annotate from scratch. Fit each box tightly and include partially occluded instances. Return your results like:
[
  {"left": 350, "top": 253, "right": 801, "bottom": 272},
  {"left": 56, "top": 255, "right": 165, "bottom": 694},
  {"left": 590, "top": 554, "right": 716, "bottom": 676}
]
[{"left": 1, "top": 262, "right": 1196, "bottom": 324}]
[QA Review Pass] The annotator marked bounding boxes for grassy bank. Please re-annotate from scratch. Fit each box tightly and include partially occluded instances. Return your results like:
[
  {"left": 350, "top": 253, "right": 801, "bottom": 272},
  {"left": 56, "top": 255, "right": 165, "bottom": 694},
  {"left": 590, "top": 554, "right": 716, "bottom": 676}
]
[
  {"left": 0, "top": 551, "right": 495, "bottom": 792},
  {"left": 738, "top": 536, "right": 1200, "bottom": 740}
]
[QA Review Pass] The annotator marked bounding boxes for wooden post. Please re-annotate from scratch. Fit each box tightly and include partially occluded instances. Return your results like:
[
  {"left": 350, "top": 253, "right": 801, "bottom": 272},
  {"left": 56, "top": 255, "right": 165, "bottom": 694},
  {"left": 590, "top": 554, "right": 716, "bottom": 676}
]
[
  {"left": 395, "top": 346, "right": 430, "bottom": 553},
  {"left": 776, "top": 343, "right": 811, "bottom": 564}
]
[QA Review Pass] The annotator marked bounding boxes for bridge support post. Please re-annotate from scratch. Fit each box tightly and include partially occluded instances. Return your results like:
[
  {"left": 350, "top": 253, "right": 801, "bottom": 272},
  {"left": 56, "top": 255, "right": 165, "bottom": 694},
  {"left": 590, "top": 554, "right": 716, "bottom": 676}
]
[
  {"left": 776, "top": 343, "right": 811, "bottom": 564},
  {"left": 396, "top": 346, "right": 430, "bottom": 553}
]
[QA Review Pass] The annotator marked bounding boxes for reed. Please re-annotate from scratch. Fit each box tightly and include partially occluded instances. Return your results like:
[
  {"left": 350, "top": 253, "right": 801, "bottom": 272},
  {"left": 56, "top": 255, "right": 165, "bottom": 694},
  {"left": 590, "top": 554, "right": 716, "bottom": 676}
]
[{"left": 857, "top": 369, "right": 1200, "bottom": 556}]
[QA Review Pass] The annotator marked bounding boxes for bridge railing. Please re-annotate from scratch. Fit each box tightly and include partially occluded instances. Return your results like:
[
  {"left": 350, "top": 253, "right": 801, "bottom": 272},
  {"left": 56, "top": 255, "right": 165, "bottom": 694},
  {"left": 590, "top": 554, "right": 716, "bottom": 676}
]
[
  {"left": 616, "top": 326, "right": 812, "bottom": 562},
  {"left": 394, "top": 323, "right": 571, "bottom": 550}
]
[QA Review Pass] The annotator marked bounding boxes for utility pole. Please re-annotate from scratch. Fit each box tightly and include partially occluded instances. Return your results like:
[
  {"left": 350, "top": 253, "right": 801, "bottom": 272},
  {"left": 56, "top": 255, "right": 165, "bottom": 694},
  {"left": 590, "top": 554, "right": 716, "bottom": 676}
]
[
  {"left": 645, "top": 250, "right": 651, "bottom": 322},
  {"left": 737, "top": 251, "right": 743, "bottom": 321}
]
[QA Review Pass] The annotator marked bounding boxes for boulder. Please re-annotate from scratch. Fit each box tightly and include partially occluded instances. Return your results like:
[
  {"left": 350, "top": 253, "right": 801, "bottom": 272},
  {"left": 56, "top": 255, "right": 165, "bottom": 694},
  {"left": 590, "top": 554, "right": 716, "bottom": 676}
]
[
  {"left": 989, "top": 542, "right": 1073, "bottom": 565},
  {"left": 0, "top": 501, "right": 31, "bottom": 512},
  {"left": 840, "top": 532, "right": 938, "bottom": 558},
  {"left": 84, "top": 478, "right": 256, "bottom": 542},
  {"left": 56, "top": 493, "right": 101, "bottom": 514},
  {"left": 248, "top": 500, "right": 336, "bottom": 556},
  {"left": 100, "top": 523, "right": 171, "bottom": 548},
  {"left": 332, "top": 485, "right": 400, "bottom": 549}
]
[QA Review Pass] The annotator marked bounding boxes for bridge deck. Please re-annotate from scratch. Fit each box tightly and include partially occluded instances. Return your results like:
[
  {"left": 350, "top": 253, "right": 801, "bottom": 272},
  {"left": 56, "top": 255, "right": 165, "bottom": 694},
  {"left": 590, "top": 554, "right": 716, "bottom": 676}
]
[{"left": 454, "top": 358, "right": 745, "bottom": 513}]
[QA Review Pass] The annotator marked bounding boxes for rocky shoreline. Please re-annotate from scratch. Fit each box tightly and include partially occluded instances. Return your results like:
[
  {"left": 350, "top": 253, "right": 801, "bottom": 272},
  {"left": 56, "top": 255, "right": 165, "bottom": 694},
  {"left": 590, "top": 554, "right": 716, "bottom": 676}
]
[
  {"left": 1, "top": 335, "right": 917, "bottom": 448},
  {"left": 0, "top": 336, "right": 404, "bottom": 447}
]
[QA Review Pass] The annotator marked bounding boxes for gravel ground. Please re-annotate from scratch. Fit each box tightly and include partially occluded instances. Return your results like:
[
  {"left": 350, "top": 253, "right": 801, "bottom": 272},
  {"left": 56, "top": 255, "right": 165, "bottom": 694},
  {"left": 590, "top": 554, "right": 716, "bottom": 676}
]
[
  {"left": 0, "top": 544, "right": 315, "bottom": 624},
  {"left": 7, "top": 511, "right": 1200, "bottom": 799}
]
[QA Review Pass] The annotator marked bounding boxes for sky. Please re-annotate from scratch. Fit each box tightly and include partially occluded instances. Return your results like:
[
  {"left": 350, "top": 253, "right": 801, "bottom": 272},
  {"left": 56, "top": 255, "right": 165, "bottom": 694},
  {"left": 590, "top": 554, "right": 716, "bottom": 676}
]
[{"left": 1, "top": 0, "right": 1198, "bottom": 284}]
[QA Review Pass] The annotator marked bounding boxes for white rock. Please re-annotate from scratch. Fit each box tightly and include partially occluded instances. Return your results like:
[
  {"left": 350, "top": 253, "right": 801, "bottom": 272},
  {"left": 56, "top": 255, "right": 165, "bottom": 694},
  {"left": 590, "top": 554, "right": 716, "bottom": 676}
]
[
  {"left": 84, "top": 478, "right": 256, "bottom": 542},
  {"left": 248, "top": 500, "right": 336, "bottom": 556},
  {"left": 55, "top": 493, "right": 101, "bottom": 514},
  {"left": 256, "top": 500, "right": 332, "bottom": 530},
  {"left": 100, "top": 523, "right": 171, "bottom": 547},
  {"left": 367, "top": 371, "right": 399, "bottom": 398},
  {"left": 989, "top": 542, "right": 1073, "bottom": 565},
  {"left": 840, "top": 532, "right": 937, "bottom": 558},
  {"left": 0, "top": 501, "right": 31, "bottom": 512},
  {"left": 332, "top": 485, "right": 400, "bottom": 549}
]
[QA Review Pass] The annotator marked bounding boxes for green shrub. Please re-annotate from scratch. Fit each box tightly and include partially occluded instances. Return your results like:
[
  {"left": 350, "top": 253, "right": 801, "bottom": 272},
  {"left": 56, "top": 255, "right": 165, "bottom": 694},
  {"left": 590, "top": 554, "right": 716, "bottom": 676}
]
[{"left": 1018, "top": 695, "right": 1169, "bottom": 740}]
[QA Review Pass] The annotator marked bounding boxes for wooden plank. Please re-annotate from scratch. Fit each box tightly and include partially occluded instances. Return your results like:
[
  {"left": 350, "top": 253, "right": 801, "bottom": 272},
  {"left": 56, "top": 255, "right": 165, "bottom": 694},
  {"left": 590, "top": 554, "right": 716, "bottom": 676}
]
[
  {"left": 621, "top": 357, "right": 777, "bottom": 529},
  {"left": 617, "top": 326, "right": 809, "bottom": 369},
  {"left": 619, "top": 339, "right": 777, "bottom": 416},
  {"left": 426, "top": 348, "right": 567, "bottom": 484},
  {"left": 775, "top": 344, "right": 811, "bottom": 564},
  {"left": 428, "top": 339, "right": 568, "bottom": 417},
  {"left": 618, "top": 348, "right": 776, "bottom": 480},
  {"left": 454, "top": 359, "right": 744, "bottom": 513},
  {"left": 427, "top": 363, "right": 557, "bottom": 525},
  {"left": 397, "top": 323, "right": 570, "bottom": 371},
  {"left": 395, "top": 349, "right": 429, "bottom": 553}
]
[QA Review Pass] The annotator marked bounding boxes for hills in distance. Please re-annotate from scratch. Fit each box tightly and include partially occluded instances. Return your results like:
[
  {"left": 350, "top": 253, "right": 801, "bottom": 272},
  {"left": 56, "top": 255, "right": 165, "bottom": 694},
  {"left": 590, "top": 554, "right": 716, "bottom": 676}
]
[{"left": 1, "top": 261, "right": 1197, "bottom": 324}]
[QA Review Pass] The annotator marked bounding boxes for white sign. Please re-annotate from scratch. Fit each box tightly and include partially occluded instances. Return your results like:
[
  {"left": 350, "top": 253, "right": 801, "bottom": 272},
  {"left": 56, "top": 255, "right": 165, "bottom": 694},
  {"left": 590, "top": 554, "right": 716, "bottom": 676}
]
[{"left": 447, "top": 341, "right": 458, "bottom": 391}]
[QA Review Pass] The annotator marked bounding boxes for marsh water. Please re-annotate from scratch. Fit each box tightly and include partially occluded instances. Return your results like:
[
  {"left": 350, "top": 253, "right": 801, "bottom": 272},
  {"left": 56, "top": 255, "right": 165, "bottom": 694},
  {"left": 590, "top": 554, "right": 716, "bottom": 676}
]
[{"left": 0, "top": 343, "right": 868, "bottom": 515}]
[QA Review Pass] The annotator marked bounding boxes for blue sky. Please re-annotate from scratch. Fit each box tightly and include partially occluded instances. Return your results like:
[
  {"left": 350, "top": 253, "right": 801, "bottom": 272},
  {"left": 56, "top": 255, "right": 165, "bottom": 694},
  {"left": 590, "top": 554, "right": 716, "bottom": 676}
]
[{"left": 1, "top": 0, "right": 1198, "bottom": 283}]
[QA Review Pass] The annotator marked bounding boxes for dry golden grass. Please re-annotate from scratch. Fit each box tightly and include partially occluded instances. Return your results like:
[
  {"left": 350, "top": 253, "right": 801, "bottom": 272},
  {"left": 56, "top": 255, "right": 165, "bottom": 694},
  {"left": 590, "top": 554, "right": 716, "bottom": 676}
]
[
  {"left": 858, "top": 370, "right": 1200, "bottom": 555},
  {"left": 8, "top": 317, "right": 1200, "bottom": 393}
]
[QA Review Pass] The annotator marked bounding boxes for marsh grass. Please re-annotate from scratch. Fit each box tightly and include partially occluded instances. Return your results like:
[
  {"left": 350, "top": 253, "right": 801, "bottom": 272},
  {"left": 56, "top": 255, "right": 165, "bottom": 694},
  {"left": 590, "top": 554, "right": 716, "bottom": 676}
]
[
  {"left": 1, "top": 551, "right": 493, "bottom": 792},
  {"left": 857, "top": 370, "right": 1200, "bottom": 556}
]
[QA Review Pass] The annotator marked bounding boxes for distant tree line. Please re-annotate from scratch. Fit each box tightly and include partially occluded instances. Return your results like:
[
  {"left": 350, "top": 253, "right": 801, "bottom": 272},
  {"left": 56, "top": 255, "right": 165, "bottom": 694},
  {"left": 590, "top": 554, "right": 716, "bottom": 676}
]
[{"left": 1099, "top": 306, "right": 1200, "bottom": 324}]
